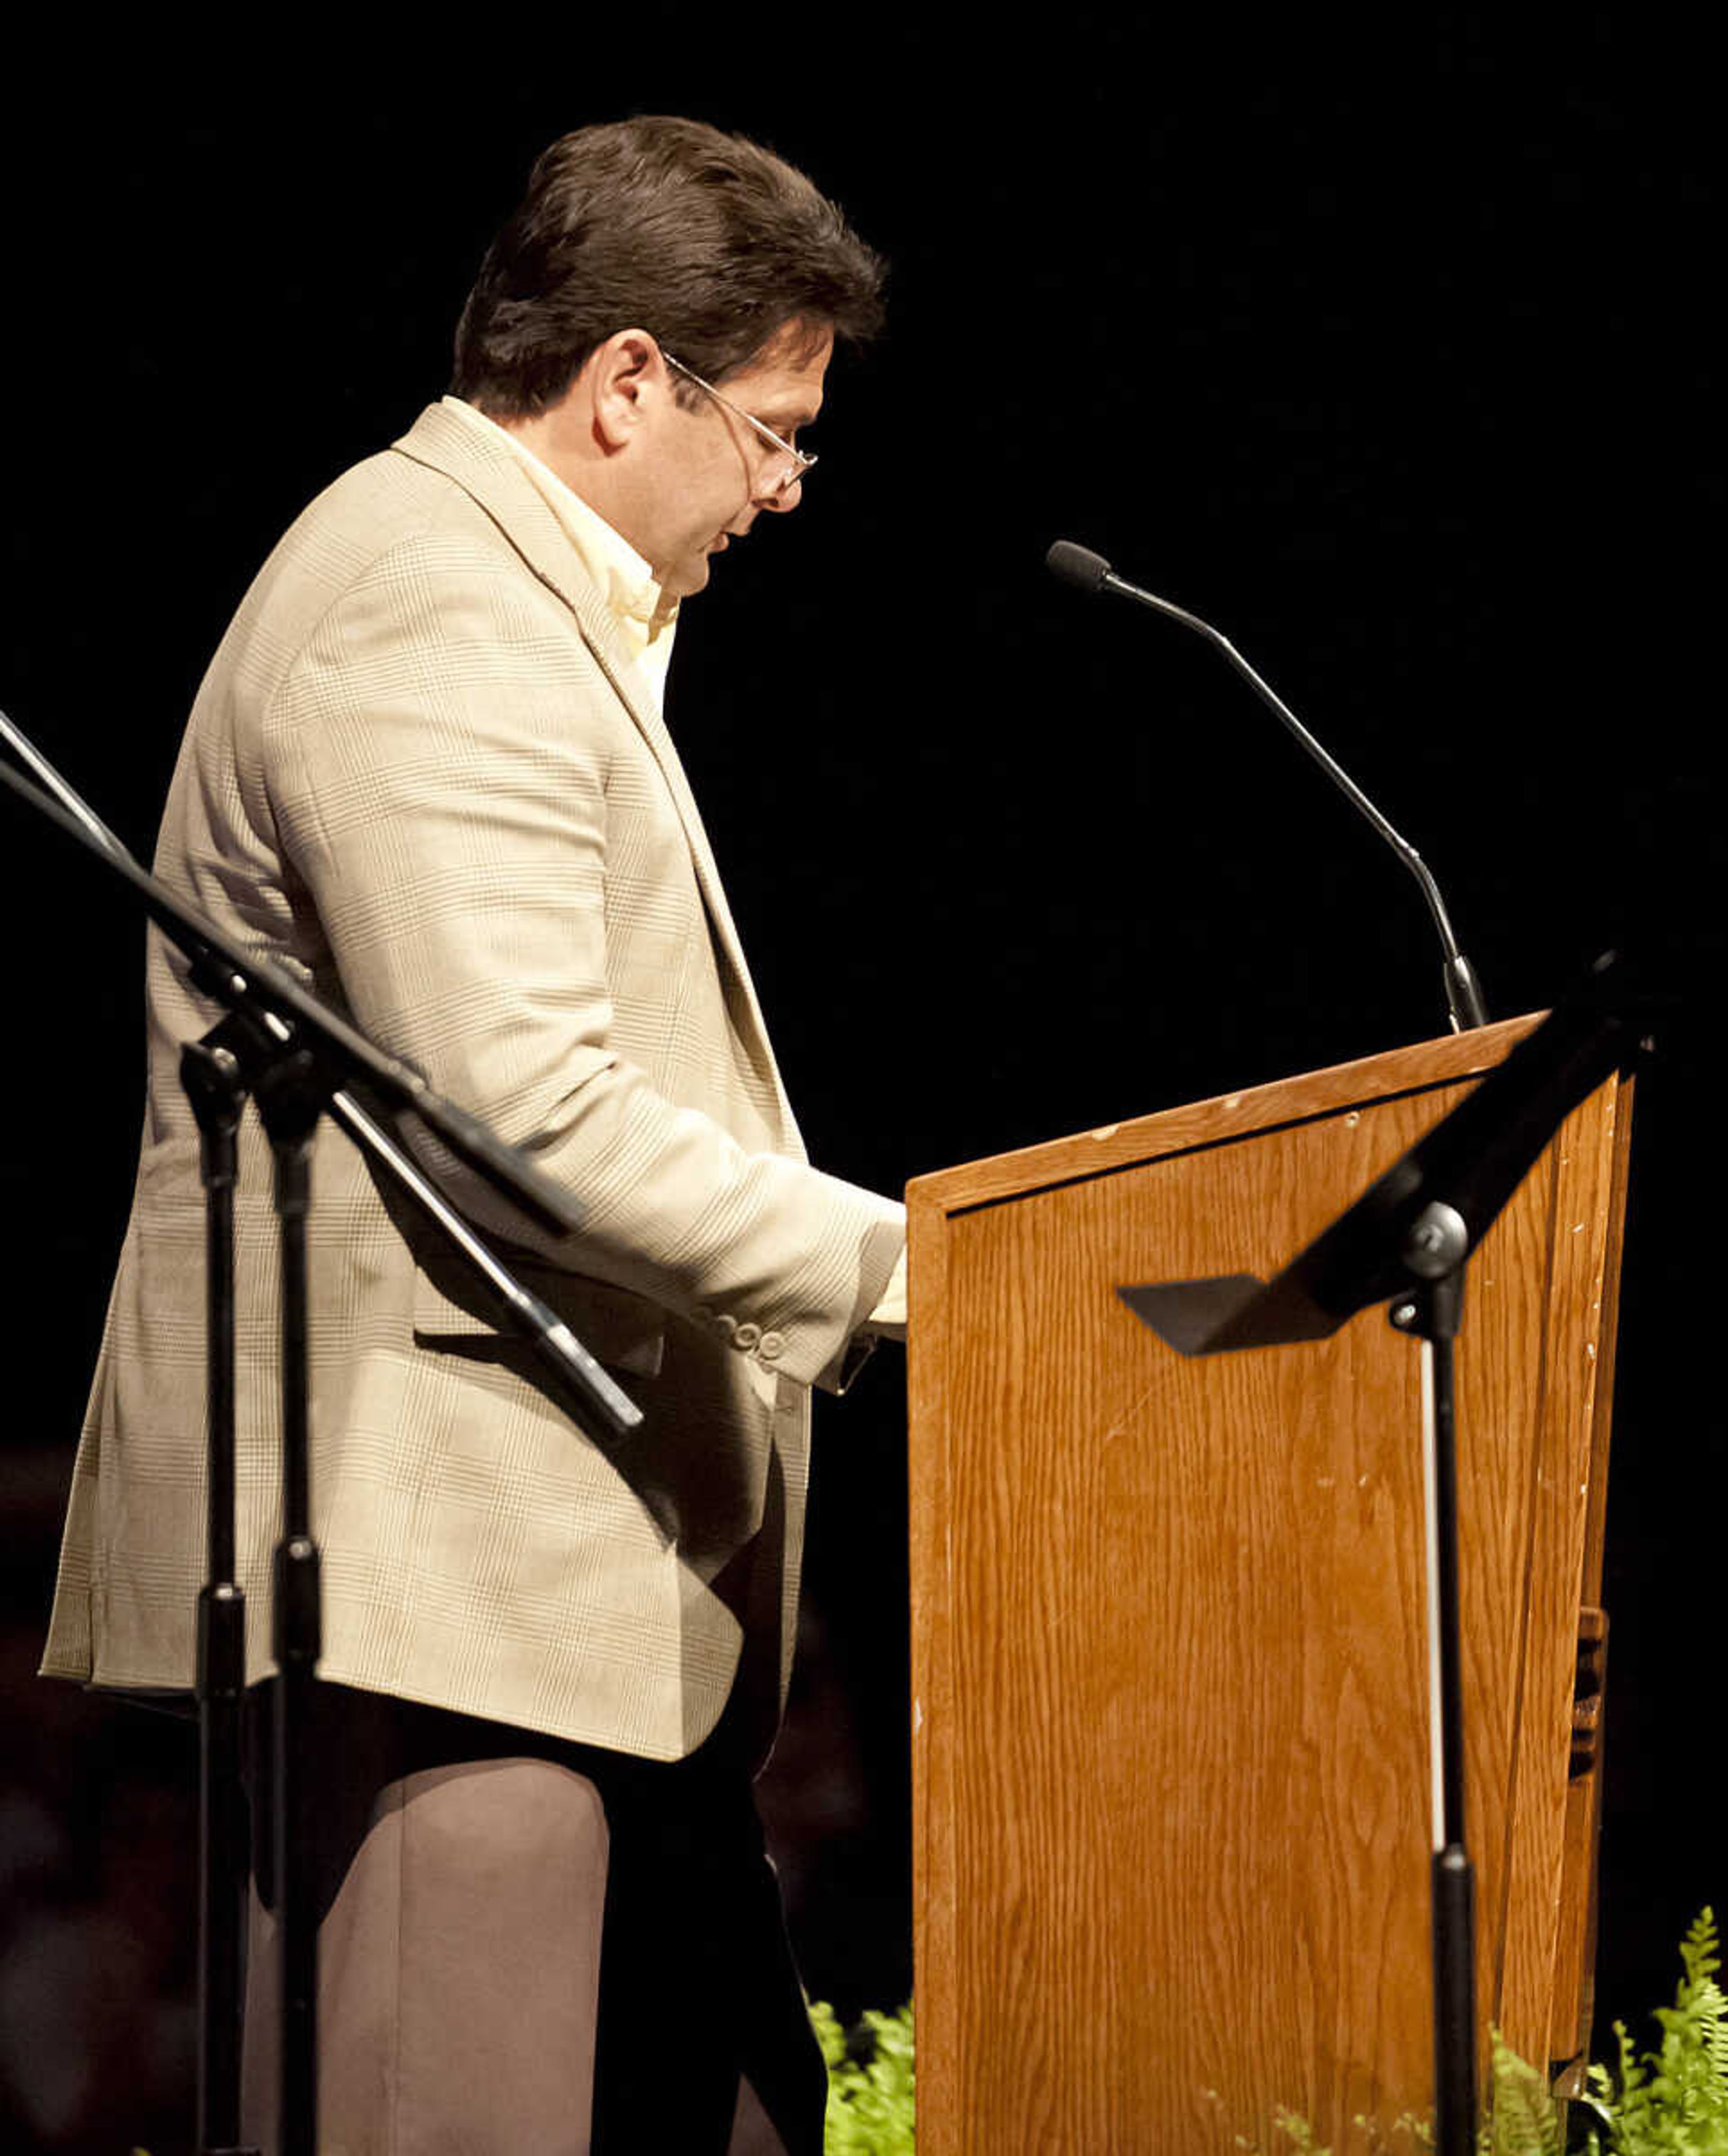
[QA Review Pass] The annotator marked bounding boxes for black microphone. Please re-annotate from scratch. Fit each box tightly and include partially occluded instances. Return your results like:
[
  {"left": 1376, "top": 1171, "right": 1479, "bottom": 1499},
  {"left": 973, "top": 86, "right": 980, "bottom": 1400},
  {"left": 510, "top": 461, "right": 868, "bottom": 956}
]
[{"left": 1045, "top": 540, "right": 1489, "bottom": 1033}]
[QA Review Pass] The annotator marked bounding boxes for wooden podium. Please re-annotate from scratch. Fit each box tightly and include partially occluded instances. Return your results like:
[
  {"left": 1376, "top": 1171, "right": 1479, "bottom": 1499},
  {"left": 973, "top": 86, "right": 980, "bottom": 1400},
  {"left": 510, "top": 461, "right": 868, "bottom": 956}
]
[{"left": 905, "top": 1016, "right": 1631, "bottom": 2152}]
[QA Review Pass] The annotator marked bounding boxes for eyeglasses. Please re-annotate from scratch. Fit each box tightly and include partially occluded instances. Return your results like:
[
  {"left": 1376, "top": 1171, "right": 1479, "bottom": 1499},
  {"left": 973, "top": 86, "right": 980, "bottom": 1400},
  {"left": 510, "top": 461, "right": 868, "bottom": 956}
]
[{"left": 662, "top": 352, "right": 818, "bottom": 497}]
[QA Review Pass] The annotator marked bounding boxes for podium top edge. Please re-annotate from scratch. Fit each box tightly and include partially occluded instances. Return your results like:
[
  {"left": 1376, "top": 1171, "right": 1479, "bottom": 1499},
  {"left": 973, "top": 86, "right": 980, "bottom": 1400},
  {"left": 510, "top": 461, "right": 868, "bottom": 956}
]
[{"left": 905, "top": 1012, "right": 1550, "bottom": 1216}]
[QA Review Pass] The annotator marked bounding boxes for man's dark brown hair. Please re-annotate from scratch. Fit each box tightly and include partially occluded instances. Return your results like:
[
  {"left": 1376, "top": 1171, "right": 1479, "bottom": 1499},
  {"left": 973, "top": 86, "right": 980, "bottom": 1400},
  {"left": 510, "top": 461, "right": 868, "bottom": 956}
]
[{"left": 451, "top": 116, "right": 887, "bottom": 418}]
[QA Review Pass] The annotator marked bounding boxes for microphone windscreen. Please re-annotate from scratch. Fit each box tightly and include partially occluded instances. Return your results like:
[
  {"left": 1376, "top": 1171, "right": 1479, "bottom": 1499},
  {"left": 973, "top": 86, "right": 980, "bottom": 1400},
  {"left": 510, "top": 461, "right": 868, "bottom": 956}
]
[{"left": 1045, "top": 539, "right": 1113, "bottom": 594}]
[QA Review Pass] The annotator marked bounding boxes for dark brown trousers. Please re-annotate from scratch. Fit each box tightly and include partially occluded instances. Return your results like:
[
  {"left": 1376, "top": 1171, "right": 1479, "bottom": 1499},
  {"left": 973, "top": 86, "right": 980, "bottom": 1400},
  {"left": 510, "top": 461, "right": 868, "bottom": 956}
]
[{"left": 238, "top": 1681, "right": 827, "bottom": 2154}]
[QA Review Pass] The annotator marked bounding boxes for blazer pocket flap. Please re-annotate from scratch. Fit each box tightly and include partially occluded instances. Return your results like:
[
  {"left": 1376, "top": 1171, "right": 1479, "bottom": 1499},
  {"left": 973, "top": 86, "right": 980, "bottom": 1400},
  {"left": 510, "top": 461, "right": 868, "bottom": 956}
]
[{"left": 412, "top": 1260, "right": 665, "bottom": 1377}]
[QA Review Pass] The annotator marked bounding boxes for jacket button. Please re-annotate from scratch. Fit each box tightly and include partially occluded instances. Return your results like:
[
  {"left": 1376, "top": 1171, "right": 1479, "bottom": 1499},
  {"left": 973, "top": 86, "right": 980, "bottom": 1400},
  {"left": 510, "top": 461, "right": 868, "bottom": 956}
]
[
  {"left": 734, "top": 1321, "right": 762, "bottom": 1351},
  {"left": 759, "top": 1331, "right": 784, "bottom": 1360}
]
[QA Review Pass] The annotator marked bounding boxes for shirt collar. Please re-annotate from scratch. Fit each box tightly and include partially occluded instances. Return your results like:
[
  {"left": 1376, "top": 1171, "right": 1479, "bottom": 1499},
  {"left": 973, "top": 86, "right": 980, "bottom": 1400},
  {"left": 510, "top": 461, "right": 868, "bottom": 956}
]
[{"left": 439, "top": 395, "right": 680, "bottom": 657}]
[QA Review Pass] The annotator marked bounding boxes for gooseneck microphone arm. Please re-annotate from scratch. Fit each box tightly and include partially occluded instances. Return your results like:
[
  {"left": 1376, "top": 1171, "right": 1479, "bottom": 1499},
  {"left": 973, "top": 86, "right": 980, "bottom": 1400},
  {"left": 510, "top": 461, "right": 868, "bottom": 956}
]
[{"left": 1045, "top": 540, "right": 1489, "bottom": 1033}]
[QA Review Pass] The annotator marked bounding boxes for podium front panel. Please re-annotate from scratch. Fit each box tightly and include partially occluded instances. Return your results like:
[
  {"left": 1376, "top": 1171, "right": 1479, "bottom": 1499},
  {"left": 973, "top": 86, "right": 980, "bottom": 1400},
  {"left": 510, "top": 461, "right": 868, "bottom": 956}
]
[{"left": 906, "top": 1022, "right": 1629, "bottom": 2153}]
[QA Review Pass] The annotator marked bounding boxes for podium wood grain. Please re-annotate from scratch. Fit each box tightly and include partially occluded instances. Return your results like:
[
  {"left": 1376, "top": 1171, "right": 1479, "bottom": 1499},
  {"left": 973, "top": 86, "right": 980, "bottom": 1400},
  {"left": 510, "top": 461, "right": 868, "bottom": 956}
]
[{"left": 906, "top": 1017, "right": 1630, "bottom": 2152}]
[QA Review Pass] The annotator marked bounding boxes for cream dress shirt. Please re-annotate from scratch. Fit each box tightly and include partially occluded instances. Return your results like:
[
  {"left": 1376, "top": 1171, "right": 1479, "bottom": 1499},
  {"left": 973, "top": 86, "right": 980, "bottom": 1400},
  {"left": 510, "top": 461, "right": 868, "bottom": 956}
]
[{"left": 442, "top": 395, "right": 680, "bottom": 710}]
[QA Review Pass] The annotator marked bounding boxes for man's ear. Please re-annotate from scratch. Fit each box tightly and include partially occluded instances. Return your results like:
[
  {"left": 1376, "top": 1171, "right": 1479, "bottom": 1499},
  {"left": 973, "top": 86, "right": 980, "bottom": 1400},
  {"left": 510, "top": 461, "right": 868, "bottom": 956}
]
[{"left": 586, "top": 329, "right": 662, "bottom": 450}]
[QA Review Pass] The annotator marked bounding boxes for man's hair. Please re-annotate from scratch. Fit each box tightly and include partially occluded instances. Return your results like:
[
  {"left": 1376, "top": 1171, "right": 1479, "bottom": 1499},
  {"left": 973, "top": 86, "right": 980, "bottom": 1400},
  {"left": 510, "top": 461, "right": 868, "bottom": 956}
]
[{"left": 451, "top": 117, "right": 886, "bottom": 418}]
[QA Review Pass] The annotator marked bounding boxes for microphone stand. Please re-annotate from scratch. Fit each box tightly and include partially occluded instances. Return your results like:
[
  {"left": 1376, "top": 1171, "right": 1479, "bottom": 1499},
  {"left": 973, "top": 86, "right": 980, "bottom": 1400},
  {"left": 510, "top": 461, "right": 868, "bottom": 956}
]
[
  {"left": 256, "top": 1036, "right": 325, "bottom": 2156},
  {"left": 180, "top": 1033, "right": 254, "bottom": 2156},
  {"left": 1115, "top": 948, "right": 1649, "bottom": 2155},
  {"left": 1045, "top": 541, "right": 1490, "bottom": 1034},
  {"left": 1, "top": 711, "right": 644, "bottom": 2155}
]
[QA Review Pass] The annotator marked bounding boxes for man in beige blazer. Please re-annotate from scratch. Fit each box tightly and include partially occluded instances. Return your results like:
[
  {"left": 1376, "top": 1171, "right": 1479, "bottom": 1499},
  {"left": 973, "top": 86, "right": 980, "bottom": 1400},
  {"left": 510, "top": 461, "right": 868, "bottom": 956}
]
[{"left": 41, "top": 117, "right": 904, "bottom": 2153}]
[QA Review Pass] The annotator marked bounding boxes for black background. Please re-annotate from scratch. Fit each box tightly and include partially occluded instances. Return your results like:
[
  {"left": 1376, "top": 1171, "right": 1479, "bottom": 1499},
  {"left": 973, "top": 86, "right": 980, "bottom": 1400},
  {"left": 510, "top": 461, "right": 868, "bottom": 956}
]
[{"left": 0, "top": 17, "right": 1720, "bottom": 2148}]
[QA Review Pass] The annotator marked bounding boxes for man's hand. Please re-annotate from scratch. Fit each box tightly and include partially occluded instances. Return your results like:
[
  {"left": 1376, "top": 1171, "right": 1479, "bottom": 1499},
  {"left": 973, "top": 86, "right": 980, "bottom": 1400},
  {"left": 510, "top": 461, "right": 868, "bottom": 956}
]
[{"left": 864, "top": 1247, "right": 907, "bottom": 1342}]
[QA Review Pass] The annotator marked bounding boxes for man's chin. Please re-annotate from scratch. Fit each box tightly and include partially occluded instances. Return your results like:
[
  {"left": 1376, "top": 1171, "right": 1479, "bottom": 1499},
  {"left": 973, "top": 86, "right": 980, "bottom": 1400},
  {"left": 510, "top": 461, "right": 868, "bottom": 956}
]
[{"left": 658, "top": 550, "right": 716, "bottom": 602}]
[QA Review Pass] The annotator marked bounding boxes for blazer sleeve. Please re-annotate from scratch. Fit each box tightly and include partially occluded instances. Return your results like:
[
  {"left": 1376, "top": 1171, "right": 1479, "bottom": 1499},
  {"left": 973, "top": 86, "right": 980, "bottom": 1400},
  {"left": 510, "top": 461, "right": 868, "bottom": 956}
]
[{"left": 258, "top": 524, "right": 903, "bottom": 1392}]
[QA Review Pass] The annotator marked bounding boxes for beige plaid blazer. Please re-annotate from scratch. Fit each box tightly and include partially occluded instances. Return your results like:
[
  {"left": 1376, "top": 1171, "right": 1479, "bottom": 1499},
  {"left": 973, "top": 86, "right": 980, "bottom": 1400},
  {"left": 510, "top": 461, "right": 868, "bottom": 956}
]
[{"left": 41, "top": 402, "right": 904, "bottom": 1763}]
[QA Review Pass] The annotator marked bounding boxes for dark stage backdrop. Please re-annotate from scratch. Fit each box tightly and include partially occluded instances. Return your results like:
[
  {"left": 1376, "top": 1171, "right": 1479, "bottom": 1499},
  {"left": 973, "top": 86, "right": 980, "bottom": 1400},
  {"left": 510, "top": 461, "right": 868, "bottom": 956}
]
[{"left": 0, "top": 21, "right": 1719, "bottom": 2150}]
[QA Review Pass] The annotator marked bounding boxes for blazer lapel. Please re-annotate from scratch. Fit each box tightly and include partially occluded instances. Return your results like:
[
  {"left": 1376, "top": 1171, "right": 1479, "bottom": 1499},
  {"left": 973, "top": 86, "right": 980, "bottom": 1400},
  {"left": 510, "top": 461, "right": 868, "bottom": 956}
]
[{"left": 388, "top": 403, "right": 803, "bottom": 1156}]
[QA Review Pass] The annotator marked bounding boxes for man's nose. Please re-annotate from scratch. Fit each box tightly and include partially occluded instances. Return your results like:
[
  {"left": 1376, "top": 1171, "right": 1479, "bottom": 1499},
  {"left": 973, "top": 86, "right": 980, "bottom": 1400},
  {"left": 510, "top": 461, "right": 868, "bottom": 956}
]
[{"left": 756, "top": 474, "right": 804, "bottom": 514}]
